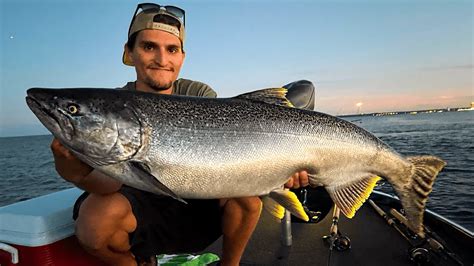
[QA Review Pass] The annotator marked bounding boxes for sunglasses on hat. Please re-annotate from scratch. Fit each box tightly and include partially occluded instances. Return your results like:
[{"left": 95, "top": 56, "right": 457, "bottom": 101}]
[{"left": 128, "top": 3, "right": 185, "bottom": 35}]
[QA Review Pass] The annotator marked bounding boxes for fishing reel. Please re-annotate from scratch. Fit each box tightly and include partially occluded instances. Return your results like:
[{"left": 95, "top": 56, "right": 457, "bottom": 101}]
[
  {"left": 409, "top": 247, "right": 430, "bottom": 264},
  {"left": 323, "top": 232, "right": 351, "bottom": 252},
  {"left": 323, "top": 205, "right": 351, "bottom": 252}
]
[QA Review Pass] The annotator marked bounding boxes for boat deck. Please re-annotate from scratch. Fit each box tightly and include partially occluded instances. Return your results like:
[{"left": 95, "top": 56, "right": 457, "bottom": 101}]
[
  {"left": 206, "top": 205, "right": 411, "bottom": 265},
  {"left": 204, "top": 192, "right": 473, "bottom": 265}
]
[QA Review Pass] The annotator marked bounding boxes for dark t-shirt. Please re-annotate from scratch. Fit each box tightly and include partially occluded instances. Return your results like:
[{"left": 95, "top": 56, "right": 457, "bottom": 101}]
[{"left": 121, "top": 78, "right": 217, "bottom": 98}]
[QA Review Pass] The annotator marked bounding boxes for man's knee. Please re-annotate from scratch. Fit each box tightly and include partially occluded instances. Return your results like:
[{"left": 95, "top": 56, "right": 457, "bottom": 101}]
[
  {"left": 75, "top": 193, "right": 136, "bottom": 251},
  {"left": 229, "top": 197, "right": 262, "bottom": 214}
]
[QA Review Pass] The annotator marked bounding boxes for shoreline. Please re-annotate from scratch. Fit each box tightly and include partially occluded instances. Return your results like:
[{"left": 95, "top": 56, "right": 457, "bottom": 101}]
[{"left": 340, "top": 107, "right": 473, "bottom": 118}]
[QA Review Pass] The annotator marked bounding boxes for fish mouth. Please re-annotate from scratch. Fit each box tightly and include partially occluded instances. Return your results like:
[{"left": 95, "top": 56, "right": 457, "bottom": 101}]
[{"left": 25, "top": 94, "right": 75, "bottom": 141}]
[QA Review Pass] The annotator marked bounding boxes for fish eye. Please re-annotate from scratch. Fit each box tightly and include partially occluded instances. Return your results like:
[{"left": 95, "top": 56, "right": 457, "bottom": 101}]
[{"left": 67, "top": 104, "right": 80, "bottom": 115}]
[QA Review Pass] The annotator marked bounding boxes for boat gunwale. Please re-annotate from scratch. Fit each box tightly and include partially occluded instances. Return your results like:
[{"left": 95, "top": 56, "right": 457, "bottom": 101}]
[{"left": 372, "top": 190, "right": 474, "bottom": 238}]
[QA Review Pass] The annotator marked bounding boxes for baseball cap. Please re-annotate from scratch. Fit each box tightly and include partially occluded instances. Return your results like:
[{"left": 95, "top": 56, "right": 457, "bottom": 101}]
[{"left": 123, "top": 4, "right": 186, "bottom": 66}]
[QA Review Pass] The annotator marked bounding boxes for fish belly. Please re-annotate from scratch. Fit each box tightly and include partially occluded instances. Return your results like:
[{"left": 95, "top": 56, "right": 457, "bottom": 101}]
[
  {"left": 142, "top": 127, "right": 385, "bottom": 199},
  {"left": 145, "top": 130, "right": 315, "bottom": 198}
]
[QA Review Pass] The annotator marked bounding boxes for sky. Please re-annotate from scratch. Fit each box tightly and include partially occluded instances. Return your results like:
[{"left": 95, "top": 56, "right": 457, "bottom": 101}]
[{"left": 0, "top": 0, "right": 472, "bottom": 137}]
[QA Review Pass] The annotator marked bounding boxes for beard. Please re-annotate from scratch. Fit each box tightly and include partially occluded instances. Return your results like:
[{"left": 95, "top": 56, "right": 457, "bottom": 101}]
[{"left": 144, "top": 76, "right": 173, "bottom": 92}]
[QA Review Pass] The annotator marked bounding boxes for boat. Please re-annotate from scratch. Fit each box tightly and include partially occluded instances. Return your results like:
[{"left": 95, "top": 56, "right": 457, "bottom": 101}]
[
  {"left": 2, "top": 85, "right": 472, "bottom": 265},
  {"left": 0, "top": 187, "right": 472, "bottom": 266}
]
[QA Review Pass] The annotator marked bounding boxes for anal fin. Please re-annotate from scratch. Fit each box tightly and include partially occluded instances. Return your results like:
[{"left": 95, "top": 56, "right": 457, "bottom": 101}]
[
  {"left": 327, "top": 176, "right": 381, "bottom": 218},
  {"left": 261, "top": 196, "right": 286, "bottom": 220},
  {"left": 269, "top": 189, "right": 309, "bottom": 221}
]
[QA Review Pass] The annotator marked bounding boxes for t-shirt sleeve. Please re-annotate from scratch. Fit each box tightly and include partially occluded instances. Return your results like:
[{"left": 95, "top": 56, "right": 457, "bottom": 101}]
[
  {"left": 118, "top": 82, "right": 135, "bottom": 91},
  {"left": 174, "top": 78, "right": 217, "bottom": 98}
]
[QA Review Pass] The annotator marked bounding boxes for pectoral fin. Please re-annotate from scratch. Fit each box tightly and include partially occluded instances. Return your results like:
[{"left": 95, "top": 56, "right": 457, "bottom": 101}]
[
  {"left": 327, "top": 176, "right": 381, "bottom": 218},
  {"left": 269, "top": 189, "right": 309, "bottom": 221},
  {"left": 129, "top": 161, "right": 186, "bottom": 204},
  {"left": 261, "top": 196, "right": 286, "bottom": 220}
]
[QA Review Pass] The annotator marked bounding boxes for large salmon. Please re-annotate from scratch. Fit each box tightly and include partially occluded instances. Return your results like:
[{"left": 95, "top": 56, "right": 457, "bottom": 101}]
[{"left": 26, "top": 87, "right": 445, "bottom": 236}]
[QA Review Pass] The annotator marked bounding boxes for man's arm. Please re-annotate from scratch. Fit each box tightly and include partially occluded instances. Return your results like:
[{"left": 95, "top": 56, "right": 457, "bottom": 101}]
[{"left": 51, "top": 138, "right": 122, "bottom": 194}]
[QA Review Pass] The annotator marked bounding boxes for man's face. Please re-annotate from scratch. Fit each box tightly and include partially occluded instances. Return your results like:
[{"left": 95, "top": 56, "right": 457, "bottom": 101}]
[{"left": 126, "top": 29, "right": 185, "bottom": 93}]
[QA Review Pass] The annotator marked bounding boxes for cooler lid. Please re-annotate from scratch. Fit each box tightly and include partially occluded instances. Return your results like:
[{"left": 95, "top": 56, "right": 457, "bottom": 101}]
[{"left": 0, "top": 188, "right": 82, "bottom": 247}]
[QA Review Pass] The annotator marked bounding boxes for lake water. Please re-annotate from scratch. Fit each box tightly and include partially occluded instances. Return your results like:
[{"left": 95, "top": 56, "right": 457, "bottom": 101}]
[{"left": 0, "top": 111, "right": 472, "bottom": 231}]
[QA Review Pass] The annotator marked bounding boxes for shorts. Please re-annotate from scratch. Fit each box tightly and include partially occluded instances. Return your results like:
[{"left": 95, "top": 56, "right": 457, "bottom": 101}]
[{"left": 73, "top": 185, "right": 223, "bottom": 258}]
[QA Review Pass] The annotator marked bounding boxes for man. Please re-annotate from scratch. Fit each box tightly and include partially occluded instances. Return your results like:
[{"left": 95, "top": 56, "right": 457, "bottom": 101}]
[{"left": 51, "top": 4, "right": 311, "bottom": 266}]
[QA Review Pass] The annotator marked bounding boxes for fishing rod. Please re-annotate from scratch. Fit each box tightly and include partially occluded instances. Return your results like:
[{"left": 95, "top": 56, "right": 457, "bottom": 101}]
[
  {"left": 389, "top": 208, "right": 464, "bottom": 266},
  {"left": 369, "top": 199, "right": 430, "bottom": 264},
  {"left": 323, "top": 205, "right": 351, "bottom": 266},
  {"left": 368, "top": 200, "right": 420, "bottom": 245},
  {"left": 369, "top": 199, "right": 464, "bottom": 265}
]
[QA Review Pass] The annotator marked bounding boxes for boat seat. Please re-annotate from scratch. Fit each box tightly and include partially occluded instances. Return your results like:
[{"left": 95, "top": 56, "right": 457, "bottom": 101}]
[{"left": 283, "top": 80, "right": 315, "bottom": 110}]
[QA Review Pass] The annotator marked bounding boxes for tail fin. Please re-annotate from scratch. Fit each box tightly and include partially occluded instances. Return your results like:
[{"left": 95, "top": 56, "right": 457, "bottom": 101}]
[{"left": 399, "top": 155, "right": 446, "bottom": 237}]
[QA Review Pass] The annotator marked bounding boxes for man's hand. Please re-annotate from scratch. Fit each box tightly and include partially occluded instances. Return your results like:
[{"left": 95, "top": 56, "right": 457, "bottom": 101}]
[
  {"left": 284, "top": 170, "right": 309, "bottom": 189},
  {"left": 51, "top": 138, "right": 122, "bottom": 194},
  {"left": 51, "top": 138, "right": 93, "bottom": 184}
]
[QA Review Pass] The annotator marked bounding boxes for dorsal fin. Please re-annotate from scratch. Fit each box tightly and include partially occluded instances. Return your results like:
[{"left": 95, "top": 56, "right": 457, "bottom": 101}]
[
  {"left": 234, "top": 88, "right": 294, "bottom": 108},
  {"left": 327, "top": 176, "right": 381, "bottom": 218}
]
